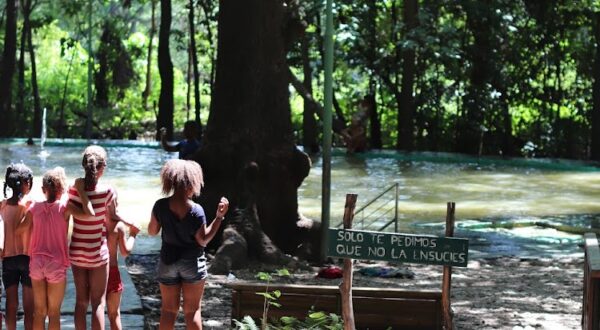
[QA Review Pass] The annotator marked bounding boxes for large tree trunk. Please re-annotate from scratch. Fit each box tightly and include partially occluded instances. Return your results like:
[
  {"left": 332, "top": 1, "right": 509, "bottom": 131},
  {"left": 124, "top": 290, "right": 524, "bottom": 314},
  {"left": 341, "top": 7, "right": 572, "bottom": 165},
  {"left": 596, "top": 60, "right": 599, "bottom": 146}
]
[
  {"left": 195, "top": 0, "right": 313, "bottom": 274},
  {"left": 0, "top": 0, "right": 18, "bottom": 137},
  {"left": 189, "top": 0, "right": 201, "bottom": 126},
  {"left": 142, "top": 0, "right": 156, "bottom": 111},
  {"left": 27, "top": 7, "right": 41, "bottom": 139},
  {"left": 301, "top": 30, "right": 319, "bottom": 154},
  {"left": 17, "top": 0, "right": 28, "bottom": 130},
  {"left": 95, "top": 24, "right": 110, "bottom": 108},
  {"left": 458, "top": 0, "right": 492, "bottom": 155},
  {"left": 397, "top": 0, "right": 418, "bottom": 151},
  {"left": 156, "top": 0, "right": 174, "bottom": 140},
  {"left": 592, "top": 12, "right": 600, "bottom": 161}
]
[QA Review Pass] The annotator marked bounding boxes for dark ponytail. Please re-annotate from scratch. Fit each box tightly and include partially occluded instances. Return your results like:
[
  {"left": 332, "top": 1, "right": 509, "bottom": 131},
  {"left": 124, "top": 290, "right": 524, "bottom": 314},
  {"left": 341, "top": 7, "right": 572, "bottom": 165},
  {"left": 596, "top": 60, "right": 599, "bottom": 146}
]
[{"left": 4, "top": 163, "right": 33, "bottom": 200}]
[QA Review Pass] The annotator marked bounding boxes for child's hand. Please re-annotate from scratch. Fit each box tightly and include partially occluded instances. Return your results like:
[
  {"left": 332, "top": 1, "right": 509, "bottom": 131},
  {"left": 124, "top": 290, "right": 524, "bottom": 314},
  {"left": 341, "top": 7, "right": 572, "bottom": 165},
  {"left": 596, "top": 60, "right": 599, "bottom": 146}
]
[
  {"left": 129, "top": 224, "right": 140, "bottom": 237},
  {"left": 216, "top": 197, "right": 229, "bottom": 219}
]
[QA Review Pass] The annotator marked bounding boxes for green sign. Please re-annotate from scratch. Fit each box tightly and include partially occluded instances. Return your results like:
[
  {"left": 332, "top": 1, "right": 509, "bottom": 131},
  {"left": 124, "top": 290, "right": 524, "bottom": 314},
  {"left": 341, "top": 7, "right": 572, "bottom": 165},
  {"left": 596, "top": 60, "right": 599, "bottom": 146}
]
[{"left": 327, "top": 228, "right": 469, "bottom": 267}]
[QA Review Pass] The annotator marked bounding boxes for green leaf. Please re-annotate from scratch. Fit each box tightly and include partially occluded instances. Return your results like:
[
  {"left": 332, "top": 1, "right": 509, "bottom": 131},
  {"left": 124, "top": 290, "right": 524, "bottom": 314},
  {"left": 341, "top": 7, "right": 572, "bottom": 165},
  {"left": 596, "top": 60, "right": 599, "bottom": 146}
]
[
  {"left": 256, "top": 272, "right": 272, "bottom": 281},
  {"left": 306, "top": 24, "right": 317, "bottom": 33},
  {"left": 276, "top": 269, "right": 291, "bottom": 277},
  {"left": 308, "top": 311, "right": 327, "bottom": 319},
  {"left": 269, "top": 301, "right": 282, "bottom": 308},
  {"left": 280, "top": 316, "right": 297, "bottom": 325},
  {"left": 272, "top": 290, "right": 281, "bottom": 298}
]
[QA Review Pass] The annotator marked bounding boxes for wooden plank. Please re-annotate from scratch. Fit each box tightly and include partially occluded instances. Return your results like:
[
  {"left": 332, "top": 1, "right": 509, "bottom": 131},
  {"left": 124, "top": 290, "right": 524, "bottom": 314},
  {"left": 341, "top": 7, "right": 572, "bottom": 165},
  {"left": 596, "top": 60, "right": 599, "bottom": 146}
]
[
  {"left": 442, "top": 202, "right": 455, "bottom": 330},
  {"left": 341, "top": 194, "right": 357, "bottom": 330},
  {"left": 227, "top": 283, "right": 442, "bottom": 299},
  {"left": 229, "top": 284, "right": 443, "bottom": 329},
  {"left": 585, "top": 233, "right": 600, "bottom": 275}
]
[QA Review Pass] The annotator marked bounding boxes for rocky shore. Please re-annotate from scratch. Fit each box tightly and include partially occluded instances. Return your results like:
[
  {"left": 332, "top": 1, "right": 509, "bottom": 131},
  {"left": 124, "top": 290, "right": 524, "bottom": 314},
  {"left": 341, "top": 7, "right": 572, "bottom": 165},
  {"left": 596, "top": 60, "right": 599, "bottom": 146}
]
[{"left": 126, "top": 253, "right": 584, "bottom": 330}]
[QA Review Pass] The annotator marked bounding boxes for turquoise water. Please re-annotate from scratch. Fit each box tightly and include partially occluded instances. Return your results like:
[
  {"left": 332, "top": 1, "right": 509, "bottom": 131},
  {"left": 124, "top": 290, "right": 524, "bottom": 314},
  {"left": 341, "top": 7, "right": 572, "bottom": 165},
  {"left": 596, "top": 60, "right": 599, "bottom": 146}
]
[{"left": 2, "top": 138, "right": 599, "bottom": 257}]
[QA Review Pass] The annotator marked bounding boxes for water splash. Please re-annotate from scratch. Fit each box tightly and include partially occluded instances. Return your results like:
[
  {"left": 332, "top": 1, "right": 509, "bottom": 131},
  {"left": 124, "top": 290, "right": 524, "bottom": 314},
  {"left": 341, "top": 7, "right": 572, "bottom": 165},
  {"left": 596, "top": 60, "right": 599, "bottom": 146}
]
[{"left": 38, "top": 107, "right": 50, "bottom": 159}]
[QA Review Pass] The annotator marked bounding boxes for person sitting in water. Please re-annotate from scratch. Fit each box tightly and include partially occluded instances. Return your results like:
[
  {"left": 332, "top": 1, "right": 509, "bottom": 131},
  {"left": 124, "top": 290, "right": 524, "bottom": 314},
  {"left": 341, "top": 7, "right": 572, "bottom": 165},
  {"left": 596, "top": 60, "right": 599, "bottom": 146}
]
[{"left": 160, "top": 121, "right": 202, "bottom": 160}]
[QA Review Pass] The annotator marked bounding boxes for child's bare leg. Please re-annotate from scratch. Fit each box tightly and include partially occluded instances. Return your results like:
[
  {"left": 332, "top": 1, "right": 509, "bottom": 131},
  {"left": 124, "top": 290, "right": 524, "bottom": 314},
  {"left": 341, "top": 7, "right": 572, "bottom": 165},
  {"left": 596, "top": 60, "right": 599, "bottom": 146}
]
[
  {"left": 159, "top": 284, "right": 182, "bottom": 330},
  {"left": 22, "top": 284, "right": 33, "bottom": 330},
  {"left": 72, "top": 266, "right": 90, "bottom": 330},
  {"left": 31, "top": 280, "right": 48, "bottom": 330},
  {"left": 107, "top": 291, "right": 123, "bottom": 330},
  {"left": 182, "top": 281, "right": 205, "bottom": 330},
  {"left": 5, "top": 285, "right": 19, "bottom": 330},
  {"left": 46, "top": 281, "right": 66, "bottom": 330},
  {"left": 88, "top": 265, "right": 108, "bottom": 330}
]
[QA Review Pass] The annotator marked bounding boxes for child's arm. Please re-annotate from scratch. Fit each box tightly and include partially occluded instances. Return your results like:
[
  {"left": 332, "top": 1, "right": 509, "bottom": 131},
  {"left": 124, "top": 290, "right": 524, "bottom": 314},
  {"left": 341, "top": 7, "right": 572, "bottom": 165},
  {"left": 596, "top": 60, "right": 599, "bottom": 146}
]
[
  {"left": 117, "top": 222, "right": 139, "bottom": 257},
  {"left": 0, "top": 215, "right": 4, "bottom": 255},
  {"left": 108, "top": 198, "right": 141, "bottom": 231},
  {"left": 148, "top": 211, "right": 161, "bottom": 236},
  {"left": 74, "top": 178, "right": 95, "bottom": 216},
  {"left": 194, "top": 197, "right": 229, "bottom": 247}
]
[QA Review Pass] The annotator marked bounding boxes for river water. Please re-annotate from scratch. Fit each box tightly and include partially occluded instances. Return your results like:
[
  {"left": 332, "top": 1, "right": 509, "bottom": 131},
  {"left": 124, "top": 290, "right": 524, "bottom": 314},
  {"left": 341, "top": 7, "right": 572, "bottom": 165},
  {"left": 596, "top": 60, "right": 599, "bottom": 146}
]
[{"left": 2, "top": 139, "right": 599, "bottom": 258}]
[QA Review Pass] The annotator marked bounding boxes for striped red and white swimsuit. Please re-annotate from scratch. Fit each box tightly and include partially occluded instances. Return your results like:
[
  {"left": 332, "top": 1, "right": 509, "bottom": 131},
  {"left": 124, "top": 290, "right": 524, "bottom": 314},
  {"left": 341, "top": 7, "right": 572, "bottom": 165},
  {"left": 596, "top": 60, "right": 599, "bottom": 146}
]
[{"left": 68, "top": 184, "right": 114, "bottom": 268}]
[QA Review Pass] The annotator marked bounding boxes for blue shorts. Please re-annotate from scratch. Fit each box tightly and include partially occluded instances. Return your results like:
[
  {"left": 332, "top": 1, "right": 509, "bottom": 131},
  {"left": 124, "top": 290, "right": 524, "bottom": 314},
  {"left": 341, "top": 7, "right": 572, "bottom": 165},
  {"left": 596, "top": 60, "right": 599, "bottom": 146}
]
[{"left": 157, "top": 255, "right": 207, "bottom": 285}]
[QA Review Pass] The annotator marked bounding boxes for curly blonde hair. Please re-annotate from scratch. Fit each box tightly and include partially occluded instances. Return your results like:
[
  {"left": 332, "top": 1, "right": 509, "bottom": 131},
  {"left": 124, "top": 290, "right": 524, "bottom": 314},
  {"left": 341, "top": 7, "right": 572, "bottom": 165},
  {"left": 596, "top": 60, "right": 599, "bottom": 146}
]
[
  {"left": 42, "top": 167, "right": 67, "bottom": 201},
  {"left": 160, "top": 159, "right": 204, "bottom": 196}
]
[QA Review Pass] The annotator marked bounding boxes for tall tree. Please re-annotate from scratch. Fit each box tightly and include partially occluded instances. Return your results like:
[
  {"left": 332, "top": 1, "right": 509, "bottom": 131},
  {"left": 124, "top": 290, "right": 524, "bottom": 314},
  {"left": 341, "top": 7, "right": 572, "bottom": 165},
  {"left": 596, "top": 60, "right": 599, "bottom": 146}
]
[
  {"left": 142, "top": 0, "right": 157, "bottom": 111},
  {"left": 592, "top": 11, "right": 600, "bottom": 160},
  {"left": 157, "top": 0, "right": 174, "bottom": 139},
  {"left": 397, "top": 0, "right": 418, "bottom": 151},
  {"left": 0, "top": 0, "right": 18, "bottom": 136},
  {"left": 27, "top": 0, "right": 41, "bottom": 139},
  {"left": 195, "top": 0, "right": 313, "bottom": 273},
  {"left": 189, "top": 0, "right": 201, "bottom": 125}
]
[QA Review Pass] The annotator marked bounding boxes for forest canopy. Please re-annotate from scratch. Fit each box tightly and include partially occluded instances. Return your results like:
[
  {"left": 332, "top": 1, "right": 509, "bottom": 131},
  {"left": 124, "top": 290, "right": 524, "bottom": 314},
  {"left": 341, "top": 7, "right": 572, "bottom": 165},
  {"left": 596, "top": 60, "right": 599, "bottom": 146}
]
[{"left": 1, "top": 0, "right": 600, "bottom": 160}]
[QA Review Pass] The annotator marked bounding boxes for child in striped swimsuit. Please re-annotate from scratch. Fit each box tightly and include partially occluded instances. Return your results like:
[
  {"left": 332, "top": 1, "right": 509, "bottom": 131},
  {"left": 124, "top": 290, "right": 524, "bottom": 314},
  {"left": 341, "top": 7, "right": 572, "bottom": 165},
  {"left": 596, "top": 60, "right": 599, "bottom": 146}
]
[{"left": 68, "top": 145, "right": 119, "bottom": 330}]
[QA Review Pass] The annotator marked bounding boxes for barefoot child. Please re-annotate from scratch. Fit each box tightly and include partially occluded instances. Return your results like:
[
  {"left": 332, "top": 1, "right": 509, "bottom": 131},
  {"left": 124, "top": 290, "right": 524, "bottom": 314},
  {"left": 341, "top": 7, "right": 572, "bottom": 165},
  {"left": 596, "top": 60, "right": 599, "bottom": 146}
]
[
  {"left": 1, "top": 163, "right": 34, "bottom": 330},
  {"left": 18, "top": 167, "right": 92, "bottom": 330},
  {"left": 105, "top": 199, "right": 139, "bottom": 330},
  {"left": 148, "top": 159, "right": 229, "bottom": 330}
]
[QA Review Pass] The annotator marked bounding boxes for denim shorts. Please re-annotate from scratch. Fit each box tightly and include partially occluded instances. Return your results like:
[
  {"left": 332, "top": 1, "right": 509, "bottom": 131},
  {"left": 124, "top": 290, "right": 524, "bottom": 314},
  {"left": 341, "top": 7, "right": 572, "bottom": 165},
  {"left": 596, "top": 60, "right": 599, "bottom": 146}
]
[{"left": 157, "top": 254, "right": 207, "bottom": 285}]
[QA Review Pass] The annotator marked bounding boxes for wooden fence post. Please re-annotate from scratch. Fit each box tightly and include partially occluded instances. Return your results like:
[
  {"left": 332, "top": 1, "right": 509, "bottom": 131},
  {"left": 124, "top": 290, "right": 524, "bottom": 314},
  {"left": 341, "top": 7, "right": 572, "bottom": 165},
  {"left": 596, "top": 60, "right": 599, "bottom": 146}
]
[
  {"left": 442, "top": 202, "right": 455, "bottom": 330},
  {"left": 340, "top": 194, "right": 357, "bottom": 330}
]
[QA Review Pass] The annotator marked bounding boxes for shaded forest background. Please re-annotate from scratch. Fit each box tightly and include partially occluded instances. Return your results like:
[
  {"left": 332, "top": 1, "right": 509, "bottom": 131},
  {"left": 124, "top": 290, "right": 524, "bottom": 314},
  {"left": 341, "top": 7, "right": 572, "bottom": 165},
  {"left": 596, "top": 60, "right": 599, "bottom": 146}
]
[{"left": 1, "top": 0, "right": 600, "bottom": 160}]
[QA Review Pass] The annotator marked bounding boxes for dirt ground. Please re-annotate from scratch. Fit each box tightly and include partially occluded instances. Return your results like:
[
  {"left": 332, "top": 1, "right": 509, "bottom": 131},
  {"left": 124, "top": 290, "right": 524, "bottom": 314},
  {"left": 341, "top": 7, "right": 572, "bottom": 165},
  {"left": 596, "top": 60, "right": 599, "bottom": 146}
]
[{"left": 126, "top": 253, "right": 583, "bottom": 329}]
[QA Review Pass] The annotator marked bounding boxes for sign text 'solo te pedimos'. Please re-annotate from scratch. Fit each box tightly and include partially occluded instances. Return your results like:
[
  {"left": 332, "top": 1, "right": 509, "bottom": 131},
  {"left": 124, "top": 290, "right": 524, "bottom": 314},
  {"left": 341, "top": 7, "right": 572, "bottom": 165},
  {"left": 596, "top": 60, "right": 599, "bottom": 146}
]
[{"left": 327, "top": 228, "right": 469, "bottom": 267}]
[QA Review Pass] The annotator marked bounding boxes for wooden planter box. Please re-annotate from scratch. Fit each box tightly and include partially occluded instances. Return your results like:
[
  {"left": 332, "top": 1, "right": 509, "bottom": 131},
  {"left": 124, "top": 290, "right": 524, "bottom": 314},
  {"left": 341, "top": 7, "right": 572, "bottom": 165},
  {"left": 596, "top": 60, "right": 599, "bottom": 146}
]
[
  {"left": 229, "top": 283, "right": 443, "bottom": 330},
  {"left": 583, "top": 233, "right": 600, "bottom": 330}
]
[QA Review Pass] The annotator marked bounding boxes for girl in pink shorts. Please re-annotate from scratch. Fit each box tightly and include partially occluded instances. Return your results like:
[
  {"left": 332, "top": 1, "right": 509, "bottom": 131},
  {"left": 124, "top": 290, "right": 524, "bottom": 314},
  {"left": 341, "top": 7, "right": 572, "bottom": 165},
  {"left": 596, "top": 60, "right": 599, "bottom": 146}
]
[{"left": 19, "top": 167, "right": 90, "bottom": 330}]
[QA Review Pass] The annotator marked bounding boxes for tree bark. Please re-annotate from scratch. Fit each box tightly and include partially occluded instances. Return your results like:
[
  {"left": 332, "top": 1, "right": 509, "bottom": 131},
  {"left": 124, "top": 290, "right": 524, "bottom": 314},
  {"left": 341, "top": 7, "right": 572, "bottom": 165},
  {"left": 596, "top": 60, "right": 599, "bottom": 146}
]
[
  {"left": 157, "top": 0, "right": 174, "bottom": 140},
  {"left": 142, "top": 0, "right": 156, "bottom": 111},
  {"left": 397, "top": 0, "right": 418, "bottom": 151},
  {"left": 17, "top": 0, "right": 28, "bottom": 130},
  {"left": 458, "top": 0, "right": 492, "bottom": 154},
  {"left": 195, "top": 0, "right": 314, "bottom": 274},
  {"left": 95, "top": 24, "right": 110, "bottom": 108},
  {"left": 189, "top": 0, "right": 202, "bottom": 125},
  {"left": 27, "top": 6, "right": 41, "bottom": 139},
  {"left": 301, "top": 30, "right": 319, "bottom": 153},
  {"left": 0, "top": 0, "right": 18, "bottom": 136},
  {"left": 592, "top": 12, "right": 600, "bottom": 161}
]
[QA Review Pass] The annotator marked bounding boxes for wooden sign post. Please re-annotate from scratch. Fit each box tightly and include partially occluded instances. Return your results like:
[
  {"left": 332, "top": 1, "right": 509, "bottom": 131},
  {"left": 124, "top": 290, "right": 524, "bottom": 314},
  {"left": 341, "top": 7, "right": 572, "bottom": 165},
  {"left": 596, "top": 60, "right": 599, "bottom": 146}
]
[
  {"left": 340, "top": 194, "right": 357, "bottom": 330},
  {"left": 329, "top": 199, "right": 468, "bottom": 329}
]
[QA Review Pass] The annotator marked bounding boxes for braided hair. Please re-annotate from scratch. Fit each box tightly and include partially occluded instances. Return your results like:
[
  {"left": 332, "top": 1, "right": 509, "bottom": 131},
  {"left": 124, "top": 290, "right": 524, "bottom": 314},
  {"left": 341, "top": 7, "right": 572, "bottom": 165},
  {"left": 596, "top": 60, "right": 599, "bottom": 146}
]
[
  {"left": 81, "top": 145, "right": 107, "bottom": 190},
  {"left": 3, "top": 163, "right": 34, "bottom": 199}
]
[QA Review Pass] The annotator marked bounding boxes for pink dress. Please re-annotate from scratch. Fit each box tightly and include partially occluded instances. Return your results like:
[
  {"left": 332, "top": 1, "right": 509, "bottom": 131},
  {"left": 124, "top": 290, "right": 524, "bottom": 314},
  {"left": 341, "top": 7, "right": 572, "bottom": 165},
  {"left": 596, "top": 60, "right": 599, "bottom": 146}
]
[{"left": 28, "top": 200, "right": 70, "bottom": 267}]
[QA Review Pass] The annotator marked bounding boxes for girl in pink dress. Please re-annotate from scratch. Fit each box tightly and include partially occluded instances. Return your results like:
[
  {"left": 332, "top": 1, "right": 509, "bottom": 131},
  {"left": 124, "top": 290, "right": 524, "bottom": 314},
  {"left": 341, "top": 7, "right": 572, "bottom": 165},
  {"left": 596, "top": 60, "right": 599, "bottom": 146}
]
[{"left": 19, "top": 167, "right": 90, "bottom": 330}]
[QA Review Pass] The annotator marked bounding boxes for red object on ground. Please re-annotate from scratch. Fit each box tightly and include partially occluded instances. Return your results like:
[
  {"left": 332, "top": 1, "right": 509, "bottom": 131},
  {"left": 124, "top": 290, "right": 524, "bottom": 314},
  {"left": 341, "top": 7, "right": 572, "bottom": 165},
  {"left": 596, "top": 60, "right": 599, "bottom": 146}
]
[{"left": 317, "top": 266, "right": 343, "bottom": 279}]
